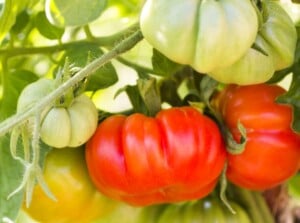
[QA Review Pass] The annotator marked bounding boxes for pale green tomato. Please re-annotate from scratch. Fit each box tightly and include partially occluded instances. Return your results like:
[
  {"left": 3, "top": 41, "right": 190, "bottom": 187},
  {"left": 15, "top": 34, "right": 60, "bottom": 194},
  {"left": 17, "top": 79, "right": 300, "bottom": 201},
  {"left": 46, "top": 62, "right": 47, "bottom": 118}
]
[
  {"left": 137, "top": 196, "right": 251, "bottom": 223},
  {"left": 140, "top": 0, "right": 258, "bottom": 73},
  {"left": 17, "top": 78, "right": 98, "bottom": 148},
  {"left": 40, "top": 94, "right": 98, "bottom": 148},
  {"left": 209, "top": 0, "right": 297, "bottom": 85},
  {"left": 17, "top": 78, "right": 54, "bottom": 112}
]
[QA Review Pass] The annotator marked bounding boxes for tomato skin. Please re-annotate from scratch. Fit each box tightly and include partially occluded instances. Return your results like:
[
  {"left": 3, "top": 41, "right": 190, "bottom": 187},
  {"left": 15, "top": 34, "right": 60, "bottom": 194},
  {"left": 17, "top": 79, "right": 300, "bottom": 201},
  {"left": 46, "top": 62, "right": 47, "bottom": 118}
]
[
  {"left": 86, "top": 106, "right": 226, "bottom": 206},
  {"left": 23, "top": 147, "right": 116, "bottom": 223},
  {"left": 215, "top": 84, "right": 300, "bottom": 190}
]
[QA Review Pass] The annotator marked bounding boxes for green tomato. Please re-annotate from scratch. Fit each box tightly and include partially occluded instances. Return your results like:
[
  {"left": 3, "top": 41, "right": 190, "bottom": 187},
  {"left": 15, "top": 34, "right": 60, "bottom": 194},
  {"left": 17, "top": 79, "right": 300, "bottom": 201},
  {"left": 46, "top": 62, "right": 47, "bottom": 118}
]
[
  {"left": 137, "top": 196, "right": 251, "bottom": 223},
  {"left": 17, "top": 78, "right": 98, "bottom": 148},
  {"left": 209, "top": 0, "right": 297, "bottom": 85},
  {"left": 40, "top": 94, "right": 98, "bottom": 148},
  {"left": 140, "top": 0, "right": 258, "bottom": 73},
  {"left": 17, "top": 78, "right": 55, "bottom": 112}
]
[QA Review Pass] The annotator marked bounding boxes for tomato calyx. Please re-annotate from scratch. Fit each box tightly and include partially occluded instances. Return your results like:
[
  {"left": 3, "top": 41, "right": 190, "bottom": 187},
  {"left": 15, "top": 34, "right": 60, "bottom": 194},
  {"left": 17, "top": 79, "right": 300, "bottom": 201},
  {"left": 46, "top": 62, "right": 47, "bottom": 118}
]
[{"left": 225, "top": 121, "right": 247, "bottom": 155}]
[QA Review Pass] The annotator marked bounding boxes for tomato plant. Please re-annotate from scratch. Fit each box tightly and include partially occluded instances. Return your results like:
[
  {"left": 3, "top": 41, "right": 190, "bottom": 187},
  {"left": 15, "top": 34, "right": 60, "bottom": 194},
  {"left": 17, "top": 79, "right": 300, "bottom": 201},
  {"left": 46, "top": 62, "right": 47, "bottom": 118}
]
[
  {"left": 140, "top": 0, "right": 258, "bottom": 74},
  {"left": 17, "top": 78, "right": 98, "bottom": 148},
  {"left": 214, "top": 84, "right": 300, "bottom": 190},
  {"left": 85, "top": 106, "right": 227, "bottom": 206},
  {"left": 23, "top": 147, "right": 117, "bottom": 223},
  {"left": 0, "top": 0, "right": 300, "bottom": 222}
]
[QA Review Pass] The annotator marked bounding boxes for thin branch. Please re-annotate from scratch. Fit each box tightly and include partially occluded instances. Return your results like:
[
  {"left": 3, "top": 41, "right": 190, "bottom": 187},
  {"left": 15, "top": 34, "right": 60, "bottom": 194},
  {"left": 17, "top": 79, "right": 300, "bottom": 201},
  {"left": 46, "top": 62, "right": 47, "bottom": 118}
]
[
  {"left": 0, "top": 29, "right": 144, "bottom": 136},
  {"left": 0, "top": 23, "right": 139, "bottom": 58}
]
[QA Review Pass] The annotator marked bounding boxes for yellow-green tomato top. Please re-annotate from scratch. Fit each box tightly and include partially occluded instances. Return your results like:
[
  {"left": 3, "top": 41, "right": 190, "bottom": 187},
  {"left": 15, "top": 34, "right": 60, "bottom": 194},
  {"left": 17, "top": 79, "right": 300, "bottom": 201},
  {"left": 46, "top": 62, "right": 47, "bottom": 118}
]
[{"left": 23, "top": 147, "right": 117, "bottom": 223}]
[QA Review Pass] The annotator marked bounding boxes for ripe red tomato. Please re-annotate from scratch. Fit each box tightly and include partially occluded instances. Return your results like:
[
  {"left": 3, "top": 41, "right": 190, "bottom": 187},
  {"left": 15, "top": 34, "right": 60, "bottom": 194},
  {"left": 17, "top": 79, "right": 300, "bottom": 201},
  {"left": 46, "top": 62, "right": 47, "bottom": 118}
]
[
  {"left": 85, "top": 106, "right": 226, "bottom": 206},
  {"left": 214, "top": 84, "right": 300, "bottom": 190}
]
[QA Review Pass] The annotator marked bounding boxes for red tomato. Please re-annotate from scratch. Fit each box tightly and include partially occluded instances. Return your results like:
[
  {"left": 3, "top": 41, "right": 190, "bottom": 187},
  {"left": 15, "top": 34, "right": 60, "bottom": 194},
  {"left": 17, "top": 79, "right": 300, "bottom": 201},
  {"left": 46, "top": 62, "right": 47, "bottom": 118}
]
[
  {"left": 85, "top": 106, "right": 226, "bottom": 206},
  {"left": 215, "top": 84, "right": 300, "bottom": 190}
]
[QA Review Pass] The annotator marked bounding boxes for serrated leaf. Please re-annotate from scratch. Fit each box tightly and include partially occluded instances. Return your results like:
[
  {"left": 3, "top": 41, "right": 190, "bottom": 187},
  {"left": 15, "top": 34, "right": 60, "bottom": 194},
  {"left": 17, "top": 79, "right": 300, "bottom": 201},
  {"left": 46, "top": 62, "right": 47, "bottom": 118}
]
[
  {"left": 0, "top": 0, "right": 38, "bottom": 44},
  {"left": 34, "top": 11, "right": 64, "bottom": 40},
  {"left": 45, "top": 0, "right": 107, "bottom": 27},
  {"left": 152, "top": 49, "right": 183, "bottom": 77},
  {"left": 61, "top": 43, "right": 118, "bottom": 91}
]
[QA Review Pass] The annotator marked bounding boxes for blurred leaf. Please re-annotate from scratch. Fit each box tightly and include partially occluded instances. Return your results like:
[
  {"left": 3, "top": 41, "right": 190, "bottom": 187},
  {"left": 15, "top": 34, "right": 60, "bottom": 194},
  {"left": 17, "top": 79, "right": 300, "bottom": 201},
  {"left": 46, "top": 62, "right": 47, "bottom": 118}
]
[
  {"left": 288, "top": 173, "right": 300, "bottom": 198},
  {"left": 116, "top": 85, "right": 148, "bottom": 115},
  {"left": 0, "top": 69, "right": 38, "bottom": 221},
  {"left": 0, "top": 135, "right": 24, "bottom": 222},
  {"left": 107, "top": 0, "right": 144, "bottom": 15},
  {"left": 34, "top": 11, "right": 64, "bottom": 40},
  {"left": 45, "top": 0, "right": 107, "bottom": 27},
  {"left": 152, "top": 49, "right": 183, "bottom": 77},
  {"left": 11, "top": 10, "right": 30, "bottom": 34},
  {"left": 137, "top": 78, "right": 161, "bottom": 116},
  {"left": 0, "top": 0, "right": 38, "bottom": 44},
  {"left": 266, "top": 67, "right": 293, "bottom": 84},
  {"left": 61, "top": 43, "right": 118, "bottom": 91},
  {"left": 0, "top": 69, "right": 38, "bottom": 120}
]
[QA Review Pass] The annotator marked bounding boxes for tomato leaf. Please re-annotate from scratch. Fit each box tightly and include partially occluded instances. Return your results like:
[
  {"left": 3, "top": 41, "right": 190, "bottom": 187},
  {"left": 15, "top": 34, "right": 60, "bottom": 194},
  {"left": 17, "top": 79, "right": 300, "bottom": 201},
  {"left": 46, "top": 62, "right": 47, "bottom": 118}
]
[
  {"left": 0, "top": 135, "right": 24, "bottom": 222},
  {"left": 45, "top": 0, "right": 107, "bottom": 27},
  {"left": 0, "top": 70, "right": 38, "bottom": 120},
  {"left": 60, "top": 43, "right": 118, "bottom": 91},
  {"left": 152, "top": 49, "right": 183, "bottom": 77},
  {"left": 0, "top": 70, "right": 38, "bottom": 221},
  {"left": 137, "top": 77, "right": 161, "bottom": 116},
  {"left": 34, "top": 11, "right": 64, "bottom": 40},
  {"left": 116, "top": 84, "right": 148, "bottom": 115},
  {"left": 0, "top": 0, "right": 38, "bottom": 44},
  {"left": 11, "top": 10, "right": 30, "bottom": 35},
  {"left": 276, "top": 68, "right": 300, "bottom": 132}
]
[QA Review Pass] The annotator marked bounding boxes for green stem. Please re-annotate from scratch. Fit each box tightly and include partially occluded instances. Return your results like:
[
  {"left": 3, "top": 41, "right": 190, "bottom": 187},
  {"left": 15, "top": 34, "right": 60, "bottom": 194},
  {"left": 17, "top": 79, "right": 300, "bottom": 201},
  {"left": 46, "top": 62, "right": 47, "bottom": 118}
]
[
  {"left": 0, "top": 29, "right": 144, "bottom": 136},
  {"left": 0, "top": 23, "right": 139, "bottom": 58}
]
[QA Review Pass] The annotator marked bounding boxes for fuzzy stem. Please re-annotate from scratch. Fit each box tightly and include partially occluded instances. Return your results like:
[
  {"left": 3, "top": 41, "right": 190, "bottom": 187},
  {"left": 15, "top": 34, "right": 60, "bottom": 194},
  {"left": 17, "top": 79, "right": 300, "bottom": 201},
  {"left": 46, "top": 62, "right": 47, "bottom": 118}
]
[{"left": 0, "top": 29, "right": 144, "bottom": 136}]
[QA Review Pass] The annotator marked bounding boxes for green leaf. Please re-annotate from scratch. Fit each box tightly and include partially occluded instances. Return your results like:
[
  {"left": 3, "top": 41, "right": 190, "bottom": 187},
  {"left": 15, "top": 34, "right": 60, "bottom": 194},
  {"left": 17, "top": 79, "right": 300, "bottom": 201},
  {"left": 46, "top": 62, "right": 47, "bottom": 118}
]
[
  {"left": 0, "top": 0, "right": 38, "bottom": 44},
  {"left": 10, "top": 10, "right": 30, "bottom": 35},
  {"left": 34, "top": 11, "right": 64, "bottom": 40},
  {"left": 0, "top": 69, "right": 37, "bottom": 221},
  {"left": 288, "top": 173, "right": 300, "bottom": 198},
  {"left": 0, "top": 70, "right": 38, "bottom": 120},
  {"left": 116, "top": 85, "right": 148, "bottom": 115},
  {"left": 276, "top": 69, "right": 300, "bottom": 132},
  {"left": 137, "top": 78, "right": 161, "bottom": 116},
  {"left": 45, "top": 0, "right": 107, "bottom": 27},
  {"left": 152, "top": 49, "right": 183, "bottom": 77},
  {"left": 61, "top": 43, "right": 118, "bottom": 91},
  {"left": 0, "top": 135, "right": 24, "bottom": 222}
]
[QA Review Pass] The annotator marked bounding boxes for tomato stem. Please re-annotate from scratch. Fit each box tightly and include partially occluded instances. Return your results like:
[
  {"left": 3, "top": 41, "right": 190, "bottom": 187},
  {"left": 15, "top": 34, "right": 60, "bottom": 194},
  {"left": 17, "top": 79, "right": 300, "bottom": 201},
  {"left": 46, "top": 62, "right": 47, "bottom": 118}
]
[{"left": 0, "top": 28, "right": 143, "bottom": 137}]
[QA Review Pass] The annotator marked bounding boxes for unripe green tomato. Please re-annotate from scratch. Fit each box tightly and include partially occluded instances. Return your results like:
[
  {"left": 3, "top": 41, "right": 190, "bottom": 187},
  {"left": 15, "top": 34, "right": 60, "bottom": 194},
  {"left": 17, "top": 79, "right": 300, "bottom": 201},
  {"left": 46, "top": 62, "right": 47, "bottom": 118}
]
[
  {"left": 17, "top": 78, "right": 54, "bottom": 112},
  {"left": 209, "top": 0, "right": 297, "bottom": 85},
  {"left": 140, "top": 0, "right": 258, "bottom": 73},
  {"left": 40, "top": 94, "right": 98, "bottom": 148},
  {"left": 17, "top": 78, "right": 98, "bottom": 148},
  {"left": 137, "top": 196, "right": 251, "bottom": 223}
]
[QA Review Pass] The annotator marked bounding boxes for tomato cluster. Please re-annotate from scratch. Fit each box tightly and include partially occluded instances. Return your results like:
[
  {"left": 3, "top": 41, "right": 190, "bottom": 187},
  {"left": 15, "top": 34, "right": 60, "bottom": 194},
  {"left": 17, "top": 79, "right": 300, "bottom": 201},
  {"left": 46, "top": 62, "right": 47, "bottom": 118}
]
[
  {"left": 84, "top": 83, "right": 300, "bottom": 208},
  {"left": 140, "top": 0, "right": 297, "bottom": 85}
]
